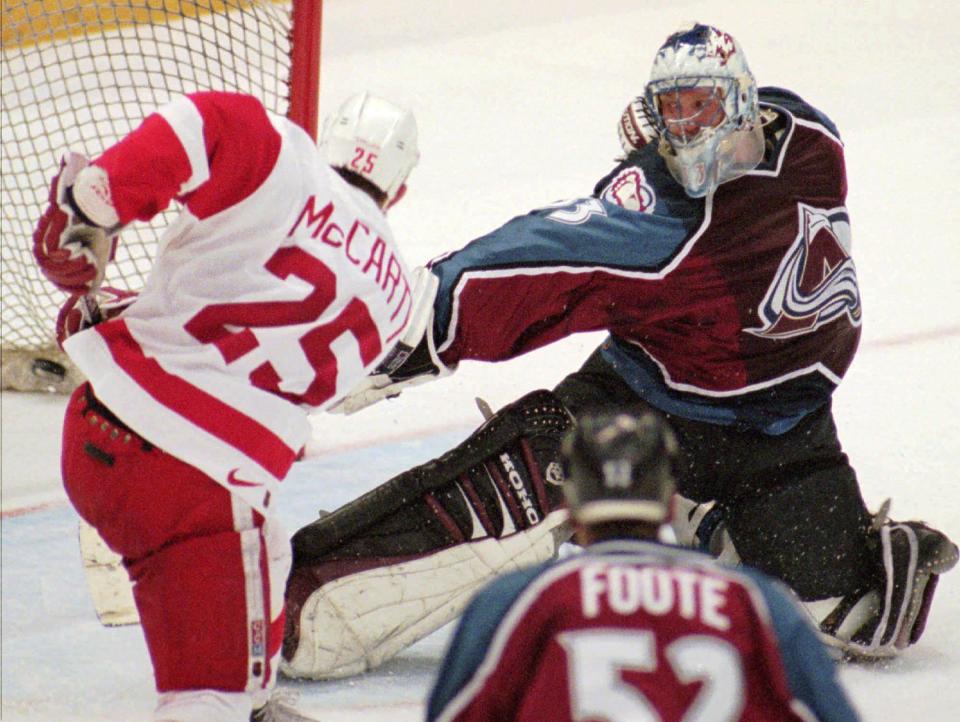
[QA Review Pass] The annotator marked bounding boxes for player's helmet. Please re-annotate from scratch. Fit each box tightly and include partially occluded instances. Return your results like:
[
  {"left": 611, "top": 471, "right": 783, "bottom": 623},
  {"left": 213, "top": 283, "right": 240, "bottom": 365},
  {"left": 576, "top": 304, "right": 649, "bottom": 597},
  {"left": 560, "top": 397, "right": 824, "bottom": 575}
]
[
  {"left": 321, "top": 92, "right": 420, "bottom": 205},
  {"left": 643, "top": 23, "right": 762, "bottom": 198},
  {"left": 561, "top": 412, "right": 678, "bottom": 524}
]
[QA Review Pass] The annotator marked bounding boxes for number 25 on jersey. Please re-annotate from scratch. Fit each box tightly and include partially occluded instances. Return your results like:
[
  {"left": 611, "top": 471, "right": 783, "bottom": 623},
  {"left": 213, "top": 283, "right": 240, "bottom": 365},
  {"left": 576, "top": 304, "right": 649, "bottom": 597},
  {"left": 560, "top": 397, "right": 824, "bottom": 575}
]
[{"left": 184, "top": 245, "right": 381, "bottom": 407}]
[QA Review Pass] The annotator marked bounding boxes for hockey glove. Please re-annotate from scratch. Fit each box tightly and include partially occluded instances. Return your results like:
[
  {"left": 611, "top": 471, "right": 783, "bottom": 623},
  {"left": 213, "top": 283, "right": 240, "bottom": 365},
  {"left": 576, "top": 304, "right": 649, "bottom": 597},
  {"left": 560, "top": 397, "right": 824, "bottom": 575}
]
[
  {"left": 618, "top": 95, "right": 658, "bottom": 156},
  {"left": 330, "top": 267, "right": 452, "bottom": 414},
  {"left": 56, "top": 287, "right": 139, "bottom": 349},
  {"left": 33, "top": 152, "right": 121, "bottom": 295}
]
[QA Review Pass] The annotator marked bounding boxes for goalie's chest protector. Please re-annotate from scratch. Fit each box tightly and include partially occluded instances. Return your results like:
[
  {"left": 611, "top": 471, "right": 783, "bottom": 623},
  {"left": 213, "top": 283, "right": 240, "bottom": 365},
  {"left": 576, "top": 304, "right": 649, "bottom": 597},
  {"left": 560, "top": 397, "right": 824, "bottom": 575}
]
[{"left": 65, "top": 114, "right": 413, "bottom": 513}]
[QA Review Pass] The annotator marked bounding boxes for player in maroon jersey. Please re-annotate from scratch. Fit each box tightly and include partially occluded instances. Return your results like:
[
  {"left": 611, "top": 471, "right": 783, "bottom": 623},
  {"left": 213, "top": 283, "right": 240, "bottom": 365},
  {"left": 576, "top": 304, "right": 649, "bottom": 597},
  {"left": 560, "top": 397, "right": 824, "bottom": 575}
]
[
  {"left": 32, "top": 91, "right": 421, "bottom": 722},
  {"left": 428, "top": 411, "right": 860, "bottom": 722},
  {"left": 283, "top": 23, "right": 957, "bottom": 677}
]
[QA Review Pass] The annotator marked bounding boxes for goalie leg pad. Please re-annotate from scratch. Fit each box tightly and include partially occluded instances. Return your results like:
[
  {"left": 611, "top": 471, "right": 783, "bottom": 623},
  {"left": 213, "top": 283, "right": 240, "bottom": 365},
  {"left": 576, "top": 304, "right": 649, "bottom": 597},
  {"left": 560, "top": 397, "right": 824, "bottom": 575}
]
[
  {"left": 806, "top": 520, "right": 958, "bottom": 658},
  {"left": 289, "top": 389, "right": 571, "bottom": 561},
  {"left": 282, "top": 389, "right": 573, "bottom": 678},
  {"left": 281, "top": 510, "right": 569, "bottom": 679}
]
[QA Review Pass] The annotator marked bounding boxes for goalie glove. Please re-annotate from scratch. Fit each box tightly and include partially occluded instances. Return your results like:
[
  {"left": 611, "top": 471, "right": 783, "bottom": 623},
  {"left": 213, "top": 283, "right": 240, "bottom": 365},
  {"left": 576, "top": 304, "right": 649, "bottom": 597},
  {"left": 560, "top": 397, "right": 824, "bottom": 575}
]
[
  {"left": 33, "top": 152, "right": 122, "bottom": 295},
  {"left": 330, "top": 266, "right": 452, "bottom": 414},
  {"left": 618, "top": 95, "right": 658, "bottom": 156},
  {"left": 56, "top": 287, "right": 139, "bottom": 349}
]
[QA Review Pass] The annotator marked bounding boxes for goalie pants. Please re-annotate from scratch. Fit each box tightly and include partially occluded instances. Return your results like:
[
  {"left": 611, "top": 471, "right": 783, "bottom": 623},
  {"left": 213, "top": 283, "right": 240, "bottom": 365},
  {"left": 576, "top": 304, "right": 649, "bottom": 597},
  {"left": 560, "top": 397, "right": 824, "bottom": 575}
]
[
  {"left": 61, "top": 383, "right": 290, "bottom": 698},
  {"left": 554, "top": 349, "right": 878, "bottom": 601}
]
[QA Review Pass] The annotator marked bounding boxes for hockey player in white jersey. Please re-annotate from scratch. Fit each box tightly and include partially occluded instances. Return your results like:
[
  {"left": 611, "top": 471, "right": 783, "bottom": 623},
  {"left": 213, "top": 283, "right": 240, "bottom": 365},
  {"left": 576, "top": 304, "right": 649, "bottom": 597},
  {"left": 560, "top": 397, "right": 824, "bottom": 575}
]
[{"left": 32, "top": 90, "right": 420, "bottom": 722}]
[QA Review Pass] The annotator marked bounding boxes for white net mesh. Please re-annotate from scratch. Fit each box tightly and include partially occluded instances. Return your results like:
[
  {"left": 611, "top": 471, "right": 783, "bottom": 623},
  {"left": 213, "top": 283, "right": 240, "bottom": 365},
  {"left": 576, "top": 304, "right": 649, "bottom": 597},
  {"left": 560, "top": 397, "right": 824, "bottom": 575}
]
[{"left": 1, "top": 0, "right": 299, "bottom": 389}]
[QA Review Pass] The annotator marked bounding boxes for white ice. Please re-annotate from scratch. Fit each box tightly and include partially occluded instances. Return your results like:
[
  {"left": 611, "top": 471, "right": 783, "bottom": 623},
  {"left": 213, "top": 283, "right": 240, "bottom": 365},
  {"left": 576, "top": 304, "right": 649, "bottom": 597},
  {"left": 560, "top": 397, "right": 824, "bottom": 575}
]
[{"left": 2, "top": 0, "right": 959, "bottom": 720}]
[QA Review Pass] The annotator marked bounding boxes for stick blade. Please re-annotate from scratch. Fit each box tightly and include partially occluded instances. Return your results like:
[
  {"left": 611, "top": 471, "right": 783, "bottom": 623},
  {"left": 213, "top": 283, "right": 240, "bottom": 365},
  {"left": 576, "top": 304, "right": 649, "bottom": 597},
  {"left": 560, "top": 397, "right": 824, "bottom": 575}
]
[{"left": 78, "top": 519, "right": 140, "bottom": 626}]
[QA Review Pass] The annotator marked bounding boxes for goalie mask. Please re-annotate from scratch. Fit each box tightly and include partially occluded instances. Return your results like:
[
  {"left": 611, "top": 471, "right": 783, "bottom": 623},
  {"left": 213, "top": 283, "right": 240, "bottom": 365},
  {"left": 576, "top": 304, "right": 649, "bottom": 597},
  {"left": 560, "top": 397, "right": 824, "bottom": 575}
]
[
  {"left": 561, "top": 412, "right": 678, "bottom": 525},
  {"left": 321, "top": 91, "right": 420, "bottom": 206},
  {"left": 643, "top": 23, "right": 763, "bottom": 198}
]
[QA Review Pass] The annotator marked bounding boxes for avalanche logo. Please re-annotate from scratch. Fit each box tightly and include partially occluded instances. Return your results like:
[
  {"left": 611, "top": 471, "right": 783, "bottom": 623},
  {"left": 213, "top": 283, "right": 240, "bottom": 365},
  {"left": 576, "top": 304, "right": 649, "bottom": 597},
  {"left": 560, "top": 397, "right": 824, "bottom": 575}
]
[
  {"left": 705, "top": 28, "right": 736, "bottom": 65},
  {"left": 746, "top": 203, "right": 861, "bottom": 339},
  {"left": 601, "top": 168, "right": 656, "bottom": 213}
]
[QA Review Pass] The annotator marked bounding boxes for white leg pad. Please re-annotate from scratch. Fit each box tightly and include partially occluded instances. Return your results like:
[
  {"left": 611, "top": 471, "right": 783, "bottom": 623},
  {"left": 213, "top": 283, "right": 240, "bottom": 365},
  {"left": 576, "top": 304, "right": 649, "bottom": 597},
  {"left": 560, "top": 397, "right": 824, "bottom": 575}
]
[{"left": 281, "top": 509, "right": 569, "bottom": 679}]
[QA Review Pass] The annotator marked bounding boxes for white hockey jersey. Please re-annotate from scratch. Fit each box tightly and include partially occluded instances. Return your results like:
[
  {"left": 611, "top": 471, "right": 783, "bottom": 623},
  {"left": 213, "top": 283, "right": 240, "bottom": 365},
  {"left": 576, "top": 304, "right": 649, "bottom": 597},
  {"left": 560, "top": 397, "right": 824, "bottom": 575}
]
[{"left": 64, "top": 92, "right": 413, "bottom": 512}]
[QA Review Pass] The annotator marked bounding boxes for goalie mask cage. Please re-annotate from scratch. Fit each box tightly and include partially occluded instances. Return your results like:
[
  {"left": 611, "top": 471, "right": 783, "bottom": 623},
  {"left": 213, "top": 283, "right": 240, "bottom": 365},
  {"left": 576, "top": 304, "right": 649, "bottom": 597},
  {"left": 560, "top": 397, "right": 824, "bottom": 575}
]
[{"left": 1, "top": 0, "right": 321, "bottom": 391}]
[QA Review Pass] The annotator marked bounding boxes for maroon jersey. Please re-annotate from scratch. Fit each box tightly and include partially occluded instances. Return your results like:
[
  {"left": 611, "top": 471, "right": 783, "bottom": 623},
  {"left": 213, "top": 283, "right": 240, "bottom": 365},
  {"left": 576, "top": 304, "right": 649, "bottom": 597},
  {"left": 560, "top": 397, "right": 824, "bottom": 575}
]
[
  {"left": 426, "top": 88, "right": 860, "bottom": 433},
  {"left": 428, "top": 542, "right": 859, "bottom": 721}
]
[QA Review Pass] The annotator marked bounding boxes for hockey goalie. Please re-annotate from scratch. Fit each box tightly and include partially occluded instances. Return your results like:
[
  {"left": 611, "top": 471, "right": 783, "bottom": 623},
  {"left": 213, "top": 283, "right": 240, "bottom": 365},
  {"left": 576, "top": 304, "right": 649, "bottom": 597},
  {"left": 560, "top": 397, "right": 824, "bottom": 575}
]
[{"left": 283, "top": 22, "right": 959, "bottom": 677}]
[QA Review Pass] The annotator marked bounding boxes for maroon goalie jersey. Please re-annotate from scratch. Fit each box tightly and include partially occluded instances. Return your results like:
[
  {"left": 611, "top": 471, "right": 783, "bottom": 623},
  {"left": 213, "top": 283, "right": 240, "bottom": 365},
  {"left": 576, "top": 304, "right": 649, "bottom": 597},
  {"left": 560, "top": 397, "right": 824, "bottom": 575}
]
[
  {"left": 428, "top": 542, "right": 859, "bottom": 722},
  {"left": 426, "top": 88, "right": 860, "bottom": 434}
]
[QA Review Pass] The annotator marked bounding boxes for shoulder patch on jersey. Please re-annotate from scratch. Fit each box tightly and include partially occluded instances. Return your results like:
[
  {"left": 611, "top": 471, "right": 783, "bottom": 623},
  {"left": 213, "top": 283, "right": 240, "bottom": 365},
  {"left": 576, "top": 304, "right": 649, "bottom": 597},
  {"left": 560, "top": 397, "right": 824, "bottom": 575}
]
[
  {"left": 600, "top": 167, "right": 656, "bottom": 213},
  {"left": 746, "top": 203, "right": 860, "bottom": 339}
]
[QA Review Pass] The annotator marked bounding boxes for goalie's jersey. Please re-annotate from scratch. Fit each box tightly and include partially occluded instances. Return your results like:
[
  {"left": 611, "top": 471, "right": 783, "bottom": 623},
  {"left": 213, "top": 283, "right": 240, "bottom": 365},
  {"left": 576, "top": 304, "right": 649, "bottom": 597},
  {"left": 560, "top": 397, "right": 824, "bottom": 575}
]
[
  {"left": 427, "top": 541, "right": 860, "bottom": 722},
  {"left": 428, "top": 88, "right": 860, "bottom": 433},
  {"left": 64, "top": 92, "right": 413, "bottom": 512}
]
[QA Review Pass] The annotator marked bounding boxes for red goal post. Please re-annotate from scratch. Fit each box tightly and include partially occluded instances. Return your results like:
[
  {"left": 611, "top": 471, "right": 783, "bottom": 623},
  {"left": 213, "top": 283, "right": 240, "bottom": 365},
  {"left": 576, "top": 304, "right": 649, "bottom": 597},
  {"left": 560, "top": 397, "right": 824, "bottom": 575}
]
[{"left": 1, "top": 0, "right": 322, "bottom": 391}]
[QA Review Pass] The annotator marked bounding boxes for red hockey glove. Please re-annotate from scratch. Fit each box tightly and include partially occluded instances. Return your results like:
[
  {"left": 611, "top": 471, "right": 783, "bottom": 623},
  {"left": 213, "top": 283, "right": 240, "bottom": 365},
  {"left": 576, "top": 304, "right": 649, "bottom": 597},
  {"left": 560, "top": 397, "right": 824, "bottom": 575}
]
[
  {"left": 33, "top": 153, "right": 120, "bottom": 295},
  {"left": 56, "top": 287, "right": 139, "bottom": 350}
]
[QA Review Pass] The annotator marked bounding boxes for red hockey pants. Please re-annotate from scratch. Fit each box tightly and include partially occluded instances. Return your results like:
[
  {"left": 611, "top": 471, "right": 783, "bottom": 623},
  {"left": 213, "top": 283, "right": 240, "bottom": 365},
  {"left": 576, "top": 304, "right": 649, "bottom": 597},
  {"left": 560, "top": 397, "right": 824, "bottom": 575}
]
[{"left": 61, "top": 383, "right": 290, "bottom": 695}]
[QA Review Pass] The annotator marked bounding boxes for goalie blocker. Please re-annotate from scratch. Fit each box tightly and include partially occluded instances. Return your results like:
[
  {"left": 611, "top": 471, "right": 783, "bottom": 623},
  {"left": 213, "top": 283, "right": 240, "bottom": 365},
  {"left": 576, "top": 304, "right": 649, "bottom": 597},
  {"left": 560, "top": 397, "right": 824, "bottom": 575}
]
[{"left": 281, "top": 390, "right": 573, "bottom": 679}]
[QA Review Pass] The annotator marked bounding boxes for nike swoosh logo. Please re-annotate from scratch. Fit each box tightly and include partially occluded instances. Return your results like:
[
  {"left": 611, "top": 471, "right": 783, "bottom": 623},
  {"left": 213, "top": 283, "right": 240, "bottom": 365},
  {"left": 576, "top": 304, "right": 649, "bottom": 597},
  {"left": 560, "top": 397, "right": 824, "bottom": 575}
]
[{"left": 227, "top": 469, "right": 263, "bottom": 488}]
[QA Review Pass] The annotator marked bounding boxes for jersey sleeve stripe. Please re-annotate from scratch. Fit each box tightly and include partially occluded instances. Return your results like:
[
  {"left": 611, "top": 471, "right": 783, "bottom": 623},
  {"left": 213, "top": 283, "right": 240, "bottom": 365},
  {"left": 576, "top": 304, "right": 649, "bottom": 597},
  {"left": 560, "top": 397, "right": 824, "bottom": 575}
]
[
  {"left": 156, "top": 94, "right": 211, "bottom": 196},
  {"left": 94, "top": 320, "right": 296, "bottom": 479}
]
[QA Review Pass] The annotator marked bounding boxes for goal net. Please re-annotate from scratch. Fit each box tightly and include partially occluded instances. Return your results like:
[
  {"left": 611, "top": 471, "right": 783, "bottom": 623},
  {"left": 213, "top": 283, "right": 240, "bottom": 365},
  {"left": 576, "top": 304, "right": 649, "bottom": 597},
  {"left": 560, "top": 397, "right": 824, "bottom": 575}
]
[{"left": 1, "top": 0, "right": 320, "bottom": 391}]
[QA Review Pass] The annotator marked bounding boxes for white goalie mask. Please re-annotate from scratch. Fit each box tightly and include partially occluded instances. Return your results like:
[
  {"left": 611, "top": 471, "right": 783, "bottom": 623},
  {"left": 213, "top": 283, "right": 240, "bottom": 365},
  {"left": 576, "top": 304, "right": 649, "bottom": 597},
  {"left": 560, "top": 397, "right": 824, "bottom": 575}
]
[
  {"left": 643, "top": 23, "right": 763, "bottom": 198},
  {"left": 321, "top": 92, "right": 420, "bottom": 206}
]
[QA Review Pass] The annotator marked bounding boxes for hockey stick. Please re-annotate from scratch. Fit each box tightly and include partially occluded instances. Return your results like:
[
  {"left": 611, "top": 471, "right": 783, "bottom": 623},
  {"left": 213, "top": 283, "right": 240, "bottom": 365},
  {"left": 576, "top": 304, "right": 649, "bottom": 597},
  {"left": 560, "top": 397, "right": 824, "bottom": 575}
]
[
  {"left": 78, "top": 293, "right": 103, "bottom": 326},
  {"left": 78, "top": 518, "right": 140, "bottom": 626},
  {"left": 73, "top": 290, "right": 141, "bottom": 626}
]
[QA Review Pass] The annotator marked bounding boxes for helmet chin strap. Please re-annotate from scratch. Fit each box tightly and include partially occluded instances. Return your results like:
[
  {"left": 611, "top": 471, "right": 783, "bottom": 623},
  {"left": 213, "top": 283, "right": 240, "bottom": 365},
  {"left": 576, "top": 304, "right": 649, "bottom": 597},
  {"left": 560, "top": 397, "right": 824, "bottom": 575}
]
[{"left": 384, "top": 182, "right": 407, "bottom": 211}]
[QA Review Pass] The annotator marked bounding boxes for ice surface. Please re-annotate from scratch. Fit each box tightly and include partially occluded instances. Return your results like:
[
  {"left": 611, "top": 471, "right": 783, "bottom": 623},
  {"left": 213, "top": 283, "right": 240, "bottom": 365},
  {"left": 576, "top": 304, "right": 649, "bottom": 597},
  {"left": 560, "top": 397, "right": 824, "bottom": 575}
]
[{"left": 3, "top": 0, "right": 959, "bottom": 719}]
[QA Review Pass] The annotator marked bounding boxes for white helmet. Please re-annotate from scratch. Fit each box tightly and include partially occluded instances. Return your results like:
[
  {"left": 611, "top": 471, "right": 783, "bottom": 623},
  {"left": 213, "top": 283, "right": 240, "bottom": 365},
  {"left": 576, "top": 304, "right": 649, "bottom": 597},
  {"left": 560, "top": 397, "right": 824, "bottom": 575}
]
[
  {"left": 643, "top": 23, "right": 762, "bottom": 197},
  {"left": 321, "top": 92, "right": 420, "bottom": 205}
]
